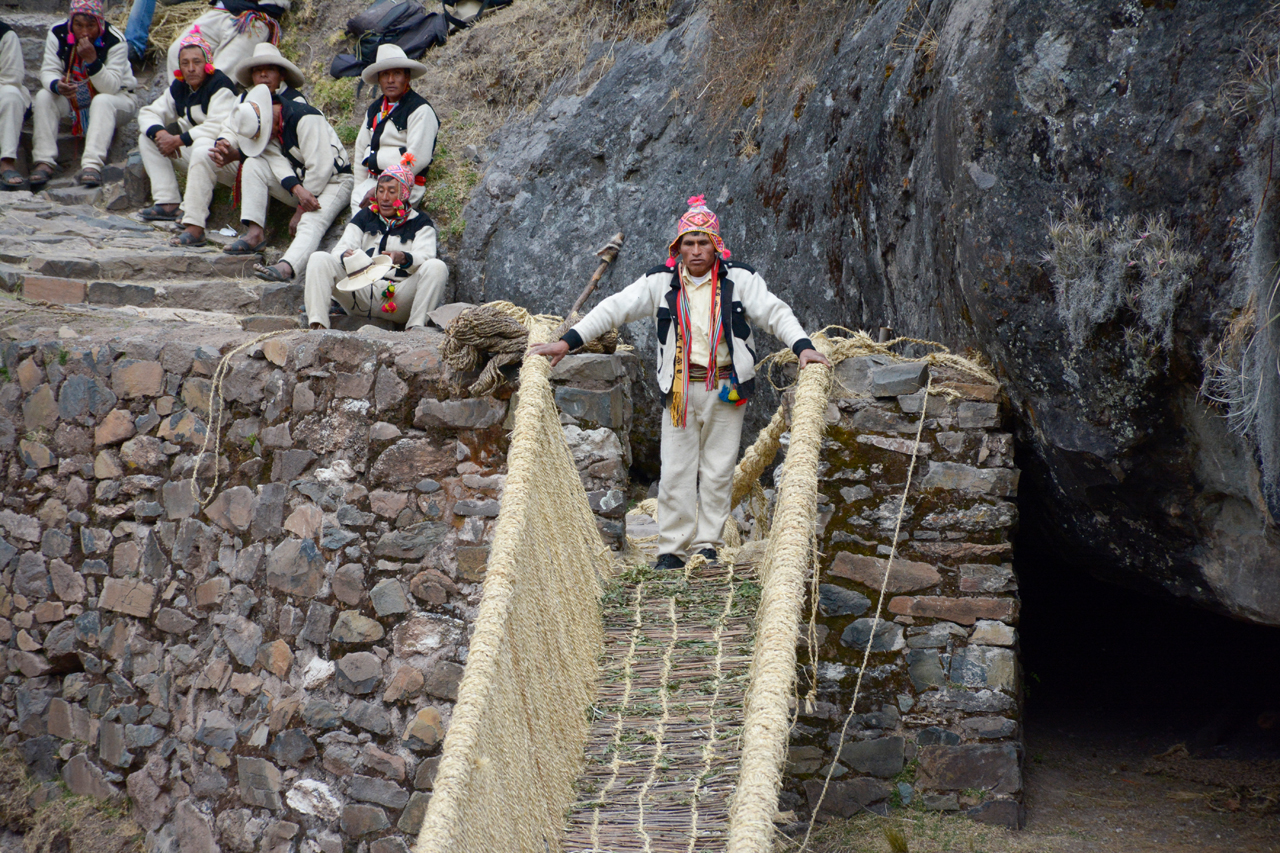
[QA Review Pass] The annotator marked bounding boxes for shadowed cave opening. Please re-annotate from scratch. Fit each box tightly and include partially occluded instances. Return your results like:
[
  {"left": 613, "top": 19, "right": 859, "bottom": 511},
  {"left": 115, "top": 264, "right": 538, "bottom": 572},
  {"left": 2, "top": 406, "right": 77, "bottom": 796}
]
[{"left": 1016, "top": 500, "right": 1280, "bottom": 762}]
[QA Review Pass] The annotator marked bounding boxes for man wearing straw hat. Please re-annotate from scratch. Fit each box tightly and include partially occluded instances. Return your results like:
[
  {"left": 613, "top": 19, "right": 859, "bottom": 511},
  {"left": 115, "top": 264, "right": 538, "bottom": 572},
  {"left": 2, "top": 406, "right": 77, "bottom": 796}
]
[
  {"left": 135, "top": 25, "right": 237, "bottom": 227},
  {"left": 166, "top": 0, "right": 291, "bottom": 79},
  {"left": 220, "top": 83, "right": 352, "bottom": 281},
  {"left": 29, "top": 0, "right": 137, "bottom": 189},
  {"left": 303, "top": 152, "right": 448, "bottom": 330},
  {"left": 350, "top": 43, "right": 439, "bottom": 215},
  {"left": 531, "top": 195, "right": 829, "bottom": 570},
  {"left": 170, "top": 42, "right": 307, "bottom": 247}
]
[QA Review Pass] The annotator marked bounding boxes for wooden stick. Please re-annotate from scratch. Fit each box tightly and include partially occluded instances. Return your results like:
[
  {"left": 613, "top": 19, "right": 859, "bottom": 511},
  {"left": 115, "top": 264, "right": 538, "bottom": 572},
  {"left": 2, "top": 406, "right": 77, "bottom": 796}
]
[{"left": 555, "top": 231, "right": 624, "bottom": 339}]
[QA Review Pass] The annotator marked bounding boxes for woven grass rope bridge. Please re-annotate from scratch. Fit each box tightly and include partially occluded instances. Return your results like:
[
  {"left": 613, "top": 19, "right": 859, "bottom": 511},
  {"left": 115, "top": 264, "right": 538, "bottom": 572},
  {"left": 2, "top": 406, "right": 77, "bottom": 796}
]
[{"left": 414, "top": 312, "right": 997, "bottom": 853}]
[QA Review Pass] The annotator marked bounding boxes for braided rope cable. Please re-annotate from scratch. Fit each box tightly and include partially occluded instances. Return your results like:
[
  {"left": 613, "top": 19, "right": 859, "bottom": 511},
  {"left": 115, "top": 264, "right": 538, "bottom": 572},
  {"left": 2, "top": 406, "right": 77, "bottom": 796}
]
[
  {"left": 414, "top": 320, "right": 608, "bottom": 853},
  {"left": 725, "top": 353, "right": 832, "bottom": 853}
]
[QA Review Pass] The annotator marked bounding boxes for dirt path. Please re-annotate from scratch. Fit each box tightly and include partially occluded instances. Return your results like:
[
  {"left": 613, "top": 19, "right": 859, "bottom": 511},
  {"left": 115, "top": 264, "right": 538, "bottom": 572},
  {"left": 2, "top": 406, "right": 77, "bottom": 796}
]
[{"left": 786, "top": 707, "right": 1280, "bottom": 853}]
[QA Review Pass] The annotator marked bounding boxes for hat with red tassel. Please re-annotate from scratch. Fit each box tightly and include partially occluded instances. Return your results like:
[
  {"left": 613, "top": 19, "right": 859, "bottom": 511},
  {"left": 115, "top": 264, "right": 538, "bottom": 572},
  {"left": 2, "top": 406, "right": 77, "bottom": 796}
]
[{"left": 666, "top": 194, "right": 730, "bottom": 268}]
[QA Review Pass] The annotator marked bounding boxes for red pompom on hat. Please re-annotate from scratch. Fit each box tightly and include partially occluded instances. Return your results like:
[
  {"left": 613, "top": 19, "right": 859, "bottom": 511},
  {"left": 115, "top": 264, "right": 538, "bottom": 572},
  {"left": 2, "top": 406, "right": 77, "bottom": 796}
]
[{"left": 667, "top": 194, "right": 730, "bottom": 266}]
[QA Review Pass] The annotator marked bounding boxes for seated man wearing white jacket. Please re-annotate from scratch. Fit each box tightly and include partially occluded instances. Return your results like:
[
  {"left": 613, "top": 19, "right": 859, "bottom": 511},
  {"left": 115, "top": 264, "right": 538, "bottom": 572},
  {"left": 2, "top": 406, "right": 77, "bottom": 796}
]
[
  {"left": 530, "top": 195, "right": 830, "bottom": 570},
  {"left": 167, "top": 0, "right": 289, "bottom": 78},
  {"left": 304, "top": 153, "right": 448, "bottom": 330},
  {"left": 30, "top": 0, "right": 137, "bottom": 189},
  {"left": 172, "top": 43, "right": 307, "bottom": 248},
  {"left": 136, "top": 26, "right": 238, "bottom": 231},
  {"left": 221, "top": 84, "right": 353, "bottom": 282},
  {"left": 350, "top": 44, "right": 438, "bottom": 214},
  {"left": 0, "top": 19, "right": 29, "bottom": 190}
]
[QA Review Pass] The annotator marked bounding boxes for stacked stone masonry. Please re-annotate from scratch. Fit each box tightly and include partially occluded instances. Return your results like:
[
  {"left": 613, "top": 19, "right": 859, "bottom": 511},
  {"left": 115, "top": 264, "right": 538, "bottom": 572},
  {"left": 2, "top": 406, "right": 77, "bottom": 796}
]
[
  {"left": 0, "top": 325, "right": 637, "bottom": 853},
  {"left": 784, "top": 355, "right": 1023, "bottom": 829}
]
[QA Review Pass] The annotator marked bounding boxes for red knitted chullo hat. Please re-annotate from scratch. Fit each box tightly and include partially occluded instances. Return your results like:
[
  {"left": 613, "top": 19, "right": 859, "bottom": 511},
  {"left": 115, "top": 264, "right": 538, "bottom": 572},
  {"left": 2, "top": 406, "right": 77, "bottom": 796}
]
[{"left": 666, "top": 194, "right": 730, "bottom": 268}]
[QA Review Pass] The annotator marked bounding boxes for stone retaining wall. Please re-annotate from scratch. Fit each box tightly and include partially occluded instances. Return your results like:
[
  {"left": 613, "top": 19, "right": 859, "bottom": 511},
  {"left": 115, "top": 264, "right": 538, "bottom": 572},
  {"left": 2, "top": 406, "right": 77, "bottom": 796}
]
[
  {"left": 782, "top": 356, "right": 1023, "bottom": 829},
  {"left": 0, "top": 325, "right": 637, "bottom": 853}
]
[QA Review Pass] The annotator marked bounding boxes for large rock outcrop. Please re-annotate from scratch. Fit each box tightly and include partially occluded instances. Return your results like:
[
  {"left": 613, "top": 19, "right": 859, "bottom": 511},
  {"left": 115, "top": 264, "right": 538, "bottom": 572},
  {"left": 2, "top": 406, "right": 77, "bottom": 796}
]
[{"left": 458, "top": 0, "right": 1280, "bottom": 624}]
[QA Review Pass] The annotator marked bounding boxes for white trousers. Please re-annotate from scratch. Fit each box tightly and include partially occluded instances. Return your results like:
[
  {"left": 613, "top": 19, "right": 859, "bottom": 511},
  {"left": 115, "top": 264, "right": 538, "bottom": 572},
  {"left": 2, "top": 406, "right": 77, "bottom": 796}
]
[
  {"left": 139, "top": 133, "right": 213, "bottom": 206},
  {"left": 0, "top": 84, "right": 27, "bottom": 161},
  {"left": 239, "top": 155, "right": 353, "bottom": 277},
  {"left": 32, "top": 88, "right": 136, "bottom": 171},
  {"left": 304, "top": 251, "right": 448, "bottom": 329},
  {"left": 657, "top": 381, "right": 747, "bottom": 557},
  {"left": 167, "top": 10, "right": 273, "bottom": 77},
  {"left": 180, "top": 149, "right": 240, "bottom": 229},
  {"left": 350, "top": 176, "right": 426, "bottom": 215}
]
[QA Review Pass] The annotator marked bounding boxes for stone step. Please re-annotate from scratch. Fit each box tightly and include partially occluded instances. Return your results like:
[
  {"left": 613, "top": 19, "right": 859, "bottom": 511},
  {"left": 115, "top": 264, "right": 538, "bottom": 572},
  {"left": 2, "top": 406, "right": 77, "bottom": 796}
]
[{"left": 13, "top": 274, "right": 302, "bottom": 316}]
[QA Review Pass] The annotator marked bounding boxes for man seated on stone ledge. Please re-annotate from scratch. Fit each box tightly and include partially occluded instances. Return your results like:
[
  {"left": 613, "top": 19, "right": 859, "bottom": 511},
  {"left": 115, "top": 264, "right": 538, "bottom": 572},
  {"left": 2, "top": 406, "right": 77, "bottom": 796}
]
[
  {"left": 350, "top": 44, "right": 439, "bottom": 215},
  {"left": 170, "top": 42, "right": 308, "bottom": 248},
  {"left": 304, "top": 154, "right": 447, "bottom": 330},
  {"left": 30, "top": 0, "right": 137, "bottom": 190},
  {"left": 530, "top": 195, "right": 830, "bottom": 570},
  {"left": 0, "top": 18, "right": 29, "bottom": 190},
  {"left": 135, "top": 26, "right": 238, "bottom": 231},
  {"left": 219, "top": 83, "right": 353, "bottom": 283}
]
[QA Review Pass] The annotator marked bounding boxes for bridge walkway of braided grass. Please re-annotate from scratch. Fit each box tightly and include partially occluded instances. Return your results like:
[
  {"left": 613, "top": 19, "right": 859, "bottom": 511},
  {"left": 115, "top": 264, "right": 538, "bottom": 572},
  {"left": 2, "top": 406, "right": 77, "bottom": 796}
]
[{"left": 411, "top": 311, "right": 996, "bottom": 853}]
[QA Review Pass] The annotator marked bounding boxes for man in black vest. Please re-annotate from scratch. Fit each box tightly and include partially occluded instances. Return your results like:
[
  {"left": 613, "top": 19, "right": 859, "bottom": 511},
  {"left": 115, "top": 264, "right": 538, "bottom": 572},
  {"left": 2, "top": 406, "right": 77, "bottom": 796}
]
[
  {"left": 531, "top": 196, "right": 829, "bottom": 569},
  {"left": 350, "top": 44, "right": 438, "bottom": 214},
  {"left": 136, "top": 26, "right": 238, "bottom": 227},
  {"left": 222, "top": 84, "right": 353, "bottom": 282},
  {"left": 171, "top": 42, "right": 308, "bottom": 247}
]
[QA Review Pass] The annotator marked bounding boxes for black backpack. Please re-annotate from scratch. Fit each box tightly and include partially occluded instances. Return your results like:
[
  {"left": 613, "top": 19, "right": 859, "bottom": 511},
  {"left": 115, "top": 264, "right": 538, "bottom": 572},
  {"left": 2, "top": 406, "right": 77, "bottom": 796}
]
[{"left": 329, "top": 1, "right": 449, "bottom": 79}]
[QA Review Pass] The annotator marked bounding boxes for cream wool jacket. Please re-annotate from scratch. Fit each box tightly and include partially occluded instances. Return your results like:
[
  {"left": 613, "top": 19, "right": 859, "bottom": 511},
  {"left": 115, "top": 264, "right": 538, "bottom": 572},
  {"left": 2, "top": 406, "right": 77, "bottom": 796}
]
[
  {"left": 139, "top": 71, "right": 238, "bottom": 148},
  {"left": 330, "top": 208, "right": 438, "bottom": 281},
  {"left": 40, "top": 21, "right": 135, "bottom": 96},
  {"left": 352, "top": 90, "right": 439, "bottom": 183},
  {"left": 258, "top": 99, "right": 352, "bottom": 196},
  {"left": 0, "top": 29, "right": 29, "bottom": 107},
  {"left": 563, "top": 260, "right": 814, "bottom": 401}
]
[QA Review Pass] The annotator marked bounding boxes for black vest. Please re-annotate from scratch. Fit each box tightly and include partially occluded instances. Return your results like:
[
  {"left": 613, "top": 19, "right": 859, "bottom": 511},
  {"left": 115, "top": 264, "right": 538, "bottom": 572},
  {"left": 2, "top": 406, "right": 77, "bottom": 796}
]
[
  {"left": 363, "top": 90, "right": 438, "bottom": 171},
  {"left": 351, "top": 207, "right": 435, "bottom": 253},
  {"left": 0, "top": 22, "right": 12, "bottom": 41},
  {"left": 51, "top": 20, "right": 124, "bottom": 77},
  {"left": 216, "top": 0, "right": 286, "bottom": 19},
  {"left": 280, "top": 97, "right": 352, "bottom": 180},
  {"left": 171, "top": 70, "right": 237, "bottom": 123}
]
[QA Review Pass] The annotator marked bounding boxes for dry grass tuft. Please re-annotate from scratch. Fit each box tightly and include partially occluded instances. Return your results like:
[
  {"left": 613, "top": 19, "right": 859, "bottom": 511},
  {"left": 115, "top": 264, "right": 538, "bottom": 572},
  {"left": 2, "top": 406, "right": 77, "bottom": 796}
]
[
  {"left": 697, "top": 0, "right": 871, "bottom": 137},
  {"left": 24, "top": 795, "right": 143, "bottom": 853},
  {"left": 1201, "top": 292, "right": 1262, "bottom": 434},
  {"left": 0, "top": 749, "right": 35, "bottom": 831},
  {"left": 1041, "top": 199, "right": 1198, "bottom": 352},
  {"left": 1218, "top": 3, "right": 1280, "bottom": 119}
]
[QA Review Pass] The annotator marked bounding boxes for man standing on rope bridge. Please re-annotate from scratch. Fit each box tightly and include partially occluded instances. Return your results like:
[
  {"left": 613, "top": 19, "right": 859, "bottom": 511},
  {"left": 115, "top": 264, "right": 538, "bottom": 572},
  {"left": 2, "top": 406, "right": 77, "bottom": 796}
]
[{"left": 531, "top": 195, "right": 830, "bottom": 569}]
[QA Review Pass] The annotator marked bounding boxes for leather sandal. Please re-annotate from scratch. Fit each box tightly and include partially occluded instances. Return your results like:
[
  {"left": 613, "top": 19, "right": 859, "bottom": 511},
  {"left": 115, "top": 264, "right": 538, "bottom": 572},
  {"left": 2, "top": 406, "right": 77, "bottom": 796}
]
[
  {"left": 252, "top": 262, "right": 293, "bottom": 282},
  {"left": 170, "top": 231, "right": 206, "bottom": 247},
  {"left": 28, "top": 163, "right": 55, "bottom": 189},
  {"left": 1, "top": 169, "right": 24, "bottom": 191},
  {"left": 139, "top": 204, "right": 180, "bottom": 221},
  {"left": 223, "top": 237, "right": 267, "bottom": 255},
  {"left": 77, "top": 167, "right": 101, "bottom": 187}
]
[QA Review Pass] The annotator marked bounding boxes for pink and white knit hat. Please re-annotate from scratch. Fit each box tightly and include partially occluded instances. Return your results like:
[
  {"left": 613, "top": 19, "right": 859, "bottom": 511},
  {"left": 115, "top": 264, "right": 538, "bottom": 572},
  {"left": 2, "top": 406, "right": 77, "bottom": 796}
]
[
  {"left": 68, "top": 0, "right": 104, "bottom": 23},
  {"left": 666, "top": 194, "right": 730, "bottom": 267},
  {"left": 380, "top": 152, "right": 417, "bottom": 201},
  {"left": 176, "top": 24, "right": 214, "bottom": 64}
]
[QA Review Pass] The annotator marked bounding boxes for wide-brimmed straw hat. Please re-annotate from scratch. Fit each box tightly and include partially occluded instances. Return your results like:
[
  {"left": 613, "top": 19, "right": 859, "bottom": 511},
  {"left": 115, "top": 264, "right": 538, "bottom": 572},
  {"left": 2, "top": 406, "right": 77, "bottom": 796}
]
[
  {"left": 234, "top": 42, "right": 305, "bottom": 90},
  {"left": 227, "top": 84, "right": 274, "bottom": 158},
  {"left": 360, "top": 44, "right": 427, "bottom": 85},
  {"left": 337, "top": 250, "right": 396, "bottom": 292}
]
